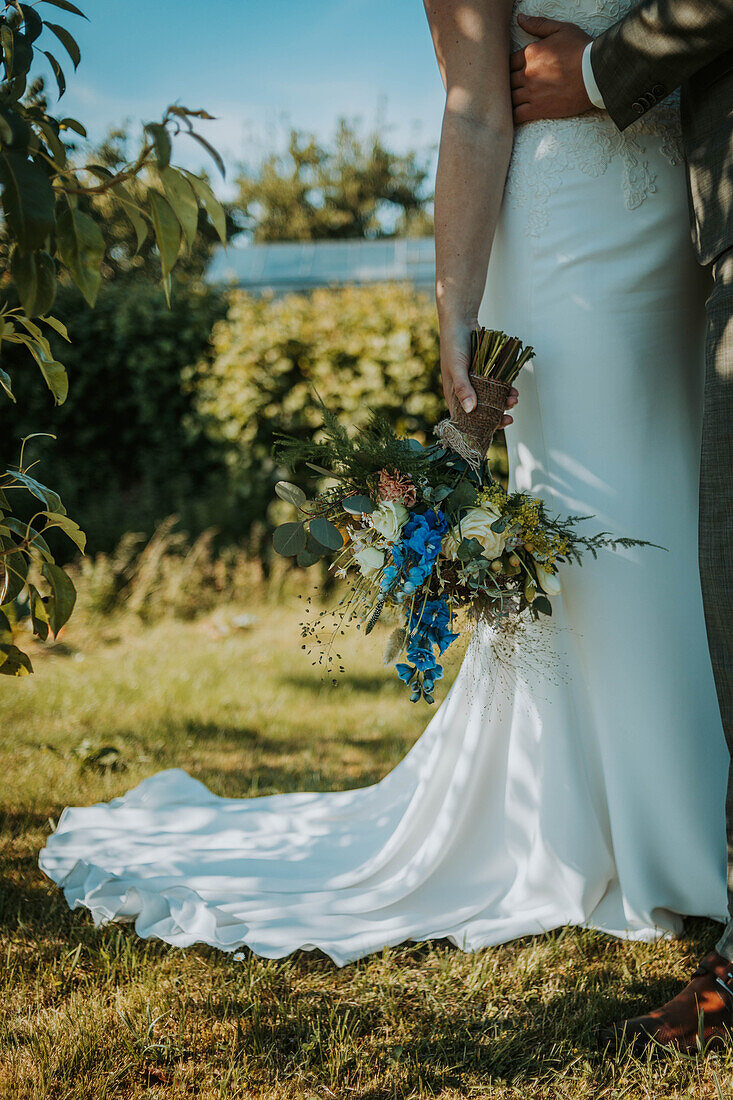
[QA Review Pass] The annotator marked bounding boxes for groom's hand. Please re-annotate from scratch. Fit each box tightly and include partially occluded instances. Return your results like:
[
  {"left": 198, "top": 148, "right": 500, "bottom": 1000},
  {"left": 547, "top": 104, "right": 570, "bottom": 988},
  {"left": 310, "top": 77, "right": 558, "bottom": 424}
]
[{"left": 510, "top": 15, "right": 593, "bottom": 124}]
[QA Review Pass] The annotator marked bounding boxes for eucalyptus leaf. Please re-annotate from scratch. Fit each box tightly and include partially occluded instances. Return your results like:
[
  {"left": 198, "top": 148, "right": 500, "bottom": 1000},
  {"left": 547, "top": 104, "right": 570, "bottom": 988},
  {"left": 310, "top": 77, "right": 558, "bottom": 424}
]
[
  {"left": 45, "top": 22, "right": 81, "bottom": 68},
  {"left": 309, "top": 516, "right": 343, "bottom": 551},
  {"left": 184, "top": 129, "right": 225, "bottom": 178},
  {"left": 342, "top": 495, "right": 374, "bottom": 515},
  {"left": 42, "top": 50, "right": 66, "bottom": 97},
  {"left": 0, "top": 150, "right": 55, "bottom": 253},
  {"left": 149, "top": 191, "right": 181, "bottom": 279},
  {"left": 11, "top": 249, "right": 57, "bottom": 316},
  {"left": 180, "top": 170, "right": 226, "bottom": 243},
  {"left": 274, "top": 480, "right": 306, "bottom": 508},
  {"left": 145, "top": 122, "right": 172, "bottom": 170},
  {"left": 456, "top": 537, "right": 484, "bottom": 562},
  {"left": 0, "top": 365, "right": 14, "bottom": 401},
  {"left": 0, "top": 643, "right": 33, "bottom": 676},
  {"left": 56, "top": 204, "right": 104, "bottom": 307},
  {"left": 7, "top": 468, "right": 63, "bottom": 513},
  {"left": 42, "top": 510, "right": 86, "bottom": 552},
  {"left": 534, "top": 595, "right": 553, "bottom": 617},
  {"left": 447, "top": 481, "right": 477, "bottom": 513},
  {"left": 28, "top": 582, "right": 49, "bottom": 641},
  {"left": 296, "top": 546, "right": 322, "bottom": 568},
  {"left": 160, "top": 166, "right": 198, "bottom": 250},
  {"left": 40, "top": 561, "right": 76, "bottom": 635},
  {"left": 0, "top": 607, "right": 12, "bottom": 644},
  {"left": 38, "top": 0, "right": 89, "bottom": 17},
  {"left": 272, "top": 521, "right": 306, "bottom": 557}
]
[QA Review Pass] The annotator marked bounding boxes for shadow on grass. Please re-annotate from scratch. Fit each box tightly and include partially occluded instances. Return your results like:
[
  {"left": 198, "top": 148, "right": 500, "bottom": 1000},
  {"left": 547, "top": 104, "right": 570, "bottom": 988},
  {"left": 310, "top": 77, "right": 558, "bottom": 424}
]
[{"left": 281, "top": 672, "right": 403, "bottom": 695}]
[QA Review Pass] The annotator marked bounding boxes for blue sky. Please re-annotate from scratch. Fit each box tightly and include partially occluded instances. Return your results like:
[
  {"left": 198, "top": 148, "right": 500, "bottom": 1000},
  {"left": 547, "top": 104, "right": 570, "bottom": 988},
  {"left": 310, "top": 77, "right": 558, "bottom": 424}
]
[{"left": 44, "top": 0, "right": 446, "bottom": 196}]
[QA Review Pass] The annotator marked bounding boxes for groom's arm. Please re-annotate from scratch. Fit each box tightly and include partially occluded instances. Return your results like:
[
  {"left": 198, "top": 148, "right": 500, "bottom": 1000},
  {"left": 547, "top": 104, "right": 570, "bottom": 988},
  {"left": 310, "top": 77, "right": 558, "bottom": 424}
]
[
  {"left": 511, "top": 1, "right": 733, "bottom": 127},
  {"left": 591, "top": 0, "right": 733, "bottom": 130}
]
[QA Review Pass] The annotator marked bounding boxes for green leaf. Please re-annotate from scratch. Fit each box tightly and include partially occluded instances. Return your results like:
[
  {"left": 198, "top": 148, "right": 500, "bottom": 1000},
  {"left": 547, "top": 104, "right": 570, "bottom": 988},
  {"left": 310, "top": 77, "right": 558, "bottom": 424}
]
[
  {"left": 0, "top": 151, "right": 55, "bottom": 253},
  {"left": 1, "top": 25, "right": 14, "bottom": 77},
  {"left": 145, "top": 122, "right": 171, "bottom": 170},
  {"left": 42, "top": 510, "right": 85, "bottom": 552},
  {"left": 181, "top": 169, "right": 226, "bottom": 243},
  {"left": 0, "top": 365, "right": 14, "bottom": 401},
  {"left": 11, "top": 249, "right": 57, "bottom": 316},
  {"left": 111, "top": 182, "right": 148, "bottom": 253},
  {"left": 342, "top": 495, "right": 374, "bottom": 515},
  {"left": 148, "top": 191, "right": 181, "bottom": 280},
  {"left": 447, "top": 481, "right": 477, "bottom": 513},
  {"left": 37, "top": 358, "right": 67, "bottom": 403},
  {"left": 56, "top": 204, "right": 104, "bottom": 307},
  {"left": 272, "top": 521, "right": 306, "bottom": 557},
  {"left": 59, "top": 116, "right": 86, "bottom": 137},
  {"left": 36, "top": 117, "right": 67, "bottom": 167},
  {"left": 3, "top": 516, "right": 54, "bottom": 563},
  {"left": 0, "top": 643, "right": 33, "bottom": 676},
  {"left": 184, "top": 129, "right": 225, "bottom": 178},
  {"left": 0, "top": 536, "right": 29, "bottom": 603},
  {"left": 28, "top": 582, "right": 49, "bottom": 641},
  {"left": 0, "top": 608, "right": 13, "bottom": 645},
  {"left": 457, "top": 536, "right": 484, "bottom": 562},
  {"left": 41, "top": 561, "right": 76, "bottom": 635},
  {"left": 42, "top": 314, "right": 70, "bottom": 341},
  {"left": 8, "top": 469, "right": 63, "bottom": 513},
  {"left": 38, "top": 0, "right": 89, "bottom": 17},
  {"left": 42, "top": 50, "right": 66, "bottom": 97},
  {"left": 19, "top": 5, "right": 44, "bottom": 42},
  {"left": 309, "top": 516, "right": 343, "bottom": 551},
  {"left": 159, "top": 166, "right": 198, "bottom": 250},
  {"left": 534, "top": 594, "right": 553, "bottom": 617},
  {"left": 296, "top": 546, "right": 322, "bottom": 568},
  {"left": 45, "top": 22, "right": 81, "bottom": 67},
  {"left": 274, "top": 481, "right": 306, "bottom": 508},
  {"left": 490, "top": 516, "right": 510, "bottom": 534}
]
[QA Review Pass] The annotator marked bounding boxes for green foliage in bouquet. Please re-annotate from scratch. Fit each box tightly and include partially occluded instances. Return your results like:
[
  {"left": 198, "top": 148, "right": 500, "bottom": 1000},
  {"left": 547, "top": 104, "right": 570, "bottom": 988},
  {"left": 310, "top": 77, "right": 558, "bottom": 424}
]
[
  {"left": 0, "top": 0, "right": 225, "bottom": 673},
  {"left": 270, "top": 333, "right": 662, "bottom": 703}
]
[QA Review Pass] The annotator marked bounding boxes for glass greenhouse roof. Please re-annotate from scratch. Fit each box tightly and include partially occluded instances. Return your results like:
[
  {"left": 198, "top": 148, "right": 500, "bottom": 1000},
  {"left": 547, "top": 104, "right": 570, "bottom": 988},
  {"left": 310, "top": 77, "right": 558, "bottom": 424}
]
[{"left": 206, "top": 237, "right": 435, "bottom": 294}]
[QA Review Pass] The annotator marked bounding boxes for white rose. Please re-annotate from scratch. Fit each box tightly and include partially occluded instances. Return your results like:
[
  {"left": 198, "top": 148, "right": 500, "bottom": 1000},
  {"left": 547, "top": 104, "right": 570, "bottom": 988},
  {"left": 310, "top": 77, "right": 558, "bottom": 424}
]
[
  {"left": 370, "top": 500, "right": 409, "bottom": 542},
  {"left": 535, "top": 562, "right": 562, "bottom": 596},
  {"left": 353, "top": 546, "right": 385, "bottom": 577},
  {"left": 443, "top": 506, "right": 507, "bottom": 561}
]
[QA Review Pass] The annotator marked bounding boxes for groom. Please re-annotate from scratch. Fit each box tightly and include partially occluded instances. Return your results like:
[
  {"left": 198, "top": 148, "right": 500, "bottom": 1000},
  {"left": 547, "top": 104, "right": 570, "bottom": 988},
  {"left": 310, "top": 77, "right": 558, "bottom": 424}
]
[{"left": 510, "top": 0, "right": 733, "bottom": 1054}]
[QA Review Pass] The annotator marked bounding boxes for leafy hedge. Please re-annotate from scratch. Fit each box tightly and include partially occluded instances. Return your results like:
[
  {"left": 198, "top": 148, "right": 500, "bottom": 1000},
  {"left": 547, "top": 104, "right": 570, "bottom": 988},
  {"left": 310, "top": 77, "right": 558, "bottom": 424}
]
[
  {"left": 0, "top": 280, "right": 230, "bottom": 555},
  {"left": 190, "top": 284, "right": 444, "bottom": 546}
]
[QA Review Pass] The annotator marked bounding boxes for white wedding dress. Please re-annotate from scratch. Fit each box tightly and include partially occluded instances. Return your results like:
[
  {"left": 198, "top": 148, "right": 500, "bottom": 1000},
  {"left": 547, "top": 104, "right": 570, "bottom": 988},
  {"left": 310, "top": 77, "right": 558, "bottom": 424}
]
[{"left": 39, "top": 0, "right": 730, "bottom": 965}]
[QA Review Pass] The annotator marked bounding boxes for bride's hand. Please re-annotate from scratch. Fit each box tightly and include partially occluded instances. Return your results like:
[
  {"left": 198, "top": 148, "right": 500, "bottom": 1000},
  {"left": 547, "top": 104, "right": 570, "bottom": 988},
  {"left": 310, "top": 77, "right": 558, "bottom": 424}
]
[{"left": 440, "top": 322, "right": 518, "bottom": 427}]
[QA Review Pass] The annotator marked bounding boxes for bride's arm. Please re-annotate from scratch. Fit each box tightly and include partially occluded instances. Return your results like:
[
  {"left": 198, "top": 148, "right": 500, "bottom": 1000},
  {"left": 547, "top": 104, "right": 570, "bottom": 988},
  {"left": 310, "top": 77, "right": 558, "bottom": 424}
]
[{"left": 424, "top": 0, "right": 515, "bottom": 415}]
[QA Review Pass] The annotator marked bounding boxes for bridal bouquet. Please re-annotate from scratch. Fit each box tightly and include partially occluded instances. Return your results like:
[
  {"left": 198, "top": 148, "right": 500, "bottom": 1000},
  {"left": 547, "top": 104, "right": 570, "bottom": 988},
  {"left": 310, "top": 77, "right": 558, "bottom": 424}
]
[{"left": 272, "top": 328, "right": 653, "bottom": 703}]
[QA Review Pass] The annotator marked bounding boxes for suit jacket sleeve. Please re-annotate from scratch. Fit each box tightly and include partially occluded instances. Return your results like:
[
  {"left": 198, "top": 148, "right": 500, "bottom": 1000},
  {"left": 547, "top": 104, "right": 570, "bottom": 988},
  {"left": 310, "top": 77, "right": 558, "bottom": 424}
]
[{"left": 590, "top": 0, "right": 733, "bottom": 131}]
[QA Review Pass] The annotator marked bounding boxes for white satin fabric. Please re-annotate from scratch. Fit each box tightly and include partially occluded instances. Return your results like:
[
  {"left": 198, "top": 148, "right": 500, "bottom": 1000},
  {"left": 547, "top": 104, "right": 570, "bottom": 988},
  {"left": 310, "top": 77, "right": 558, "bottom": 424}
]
[{"left": 39, "top": 21, "right": 730, "bottom": 963}]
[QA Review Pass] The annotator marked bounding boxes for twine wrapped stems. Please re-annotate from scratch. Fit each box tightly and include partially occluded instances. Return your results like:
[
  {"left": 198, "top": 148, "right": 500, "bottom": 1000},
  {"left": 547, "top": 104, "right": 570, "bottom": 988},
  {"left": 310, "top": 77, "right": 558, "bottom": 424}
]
[{"left": 436, "top": 328, "right": 534, "bottom": 466}]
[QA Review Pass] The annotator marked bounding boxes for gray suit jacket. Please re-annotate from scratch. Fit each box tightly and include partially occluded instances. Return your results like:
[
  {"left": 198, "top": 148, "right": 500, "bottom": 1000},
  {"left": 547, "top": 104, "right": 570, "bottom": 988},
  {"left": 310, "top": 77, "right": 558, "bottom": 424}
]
[{"left": 591, "top": 0, "right": 733, "bottom": 265}]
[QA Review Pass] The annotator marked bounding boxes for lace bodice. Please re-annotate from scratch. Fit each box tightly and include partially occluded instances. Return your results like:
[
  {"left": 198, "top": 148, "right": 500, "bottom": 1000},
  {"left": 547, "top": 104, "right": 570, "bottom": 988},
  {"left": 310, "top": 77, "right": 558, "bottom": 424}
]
[
  {"left": 506, "top": 0, "right": 684, "bottom": 236},
  {"left": 511, "top": 0, "right": 637, "bottom": 46}
]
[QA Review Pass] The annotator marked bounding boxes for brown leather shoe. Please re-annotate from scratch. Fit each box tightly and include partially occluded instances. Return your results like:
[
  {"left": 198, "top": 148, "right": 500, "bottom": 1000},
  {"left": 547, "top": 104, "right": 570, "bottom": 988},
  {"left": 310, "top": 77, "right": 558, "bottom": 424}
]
[{"left": 599, "top": 952, "right": 733, "bottom": 1055}]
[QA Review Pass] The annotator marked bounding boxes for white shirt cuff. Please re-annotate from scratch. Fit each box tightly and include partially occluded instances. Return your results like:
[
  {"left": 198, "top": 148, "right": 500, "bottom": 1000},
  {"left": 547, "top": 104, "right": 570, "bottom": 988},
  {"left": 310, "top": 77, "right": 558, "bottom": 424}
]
[{"left": 581, "top": 42, "right": 606, "bottom": 110}]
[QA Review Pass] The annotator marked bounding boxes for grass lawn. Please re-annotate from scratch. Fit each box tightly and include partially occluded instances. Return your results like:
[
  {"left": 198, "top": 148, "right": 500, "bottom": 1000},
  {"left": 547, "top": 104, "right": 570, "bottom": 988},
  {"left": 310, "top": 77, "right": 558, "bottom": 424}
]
[{"left": 2, "top": 596, "right": 732, "bottom": 1099}]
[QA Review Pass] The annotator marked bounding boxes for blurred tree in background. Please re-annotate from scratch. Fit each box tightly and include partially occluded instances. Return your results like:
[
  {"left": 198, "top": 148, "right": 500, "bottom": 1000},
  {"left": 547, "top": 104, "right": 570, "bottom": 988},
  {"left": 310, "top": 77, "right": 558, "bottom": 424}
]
[{"left": 237, "top": 119, "right": 434, "bottom": 241}]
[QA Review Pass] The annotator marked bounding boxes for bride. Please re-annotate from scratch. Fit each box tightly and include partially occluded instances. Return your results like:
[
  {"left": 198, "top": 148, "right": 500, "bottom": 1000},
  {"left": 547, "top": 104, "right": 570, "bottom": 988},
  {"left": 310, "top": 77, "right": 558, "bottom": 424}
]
[{"left": 40, "top": 0, "right": 728, "bottom": 972}]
